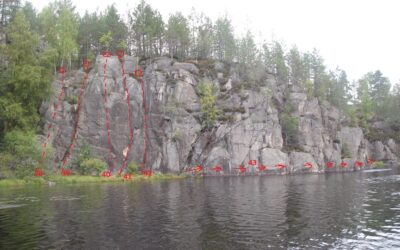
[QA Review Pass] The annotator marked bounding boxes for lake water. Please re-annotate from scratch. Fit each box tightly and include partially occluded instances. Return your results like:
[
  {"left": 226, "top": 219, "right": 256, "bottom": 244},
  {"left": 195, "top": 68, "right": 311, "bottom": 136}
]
[{"left": 1, "top": 169, "right": 400, "bottom": 249}]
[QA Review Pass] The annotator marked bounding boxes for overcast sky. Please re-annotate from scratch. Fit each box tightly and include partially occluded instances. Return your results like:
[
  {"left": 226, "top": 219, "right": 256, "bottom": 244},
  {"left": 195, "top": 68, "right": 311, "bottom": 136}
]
[{"left": 29, "top": 0, "right": 400, "bottom": 84}]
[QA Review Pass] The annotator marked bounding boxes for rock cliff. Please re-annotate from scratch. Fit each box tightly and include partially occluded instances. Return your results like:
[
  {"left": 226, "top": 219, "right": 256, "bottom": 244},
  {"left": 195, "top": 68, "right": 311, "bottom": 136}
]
[{"left": 39, "top": 56, "right": 399, "bottom": 174}]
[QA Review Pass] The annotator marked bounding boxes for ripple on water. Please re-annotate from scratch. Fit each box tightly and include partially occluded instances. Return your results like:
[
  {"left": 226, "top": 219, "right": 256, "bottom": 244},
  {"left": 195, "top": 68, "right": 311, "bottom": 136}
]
[
  {"left": 50, "top": 196, "right": 81, "bottom": 201},
  {"left": 0, "top": 204, "right": 26, "bottom": 209}
]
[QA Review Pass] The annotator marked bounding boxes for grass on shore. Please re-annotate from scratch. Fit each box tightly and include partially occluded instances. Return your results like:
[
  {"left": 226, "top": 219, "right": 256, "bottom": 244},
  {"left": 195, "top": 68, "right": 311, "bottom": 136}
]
[{"left": 0, "top": 173, "right": 186, "bottom": 187}]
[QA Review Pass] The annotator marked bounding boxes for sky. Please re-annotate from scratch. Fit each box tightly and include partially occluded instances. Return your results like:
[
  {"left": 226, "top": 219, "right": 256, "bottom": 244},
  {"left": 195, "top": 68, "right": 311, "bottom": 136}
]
[{"left": 29, "top": 0, "right": 400, "bottom": 84}]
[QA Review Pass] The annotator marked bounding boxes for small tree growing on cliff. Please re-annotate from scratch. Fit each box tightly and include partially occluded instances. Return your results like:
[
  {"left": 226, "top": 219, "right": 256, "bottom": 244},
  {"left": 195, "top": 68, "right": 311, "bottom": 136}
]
[
  {"left": 281, "top": 103, "right": 299, "bottom": 147},
  {"left": 197, "top": 81, "right": 219, "bottom": 129}
]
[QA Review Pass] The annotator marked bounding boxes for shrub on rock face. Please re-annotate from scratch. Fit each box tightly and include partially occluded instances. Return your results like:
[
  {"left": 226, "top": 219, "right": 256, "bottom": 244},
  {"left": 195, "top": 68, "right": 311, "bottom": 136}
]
[
  {"left": 80, "top": 158, "right": 107, "bottom": 175},
  {"left": 127, "top": 162, "right": 140, "bottom": 174},
  {"left": 341, "top": 142, "right": 351, "bottom": 158},
  {"left": 372, "top": 161, "right": 385, "bottom": 168},
  {"left": 197, "top": 81, "right": 220, "bottom": 129}
]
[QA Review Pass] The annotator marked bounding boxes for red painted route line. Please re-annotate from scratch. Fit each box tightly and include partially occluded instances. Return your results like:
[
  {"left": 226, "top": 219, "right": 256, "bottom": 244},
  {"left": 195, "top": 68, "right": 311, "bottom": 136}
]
[
  {"left": 103, "top": 56, "right": 114, "bottom": 171},
  {"left": 138, "top": 78, "right": 148, "bottom": 169},
  {"left": 37, "top": 68, "right": 66, "bottom": 169},
  {"left": 60, "top": 70, "right": 89, "bottom": 172},
  {"left": 118, "top": 60, "right": 134, "bottom": 175}
]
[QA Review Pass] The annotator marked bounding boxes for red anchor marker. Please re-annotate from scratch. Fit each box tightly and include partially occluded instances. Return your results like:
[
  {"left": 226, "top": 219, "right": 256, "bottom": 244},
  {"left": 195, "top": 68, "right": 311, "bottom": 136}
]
[
  {"left": 102, "top": 170, "right": 112, "bottom": 177},
  {"left": 61, "top": 169, "right": 71, "bottom": 176},
  {"left": 304, "top": 162, "right": 313, "bottom": 169},
  {"left": 141, "top": 169, "right": 153, "bottom": 177},
  {"left": 102, "top": 51, "right": 112, "bottom": 57},
  {"left": 83, "top": 58, "right": 90, "bottom": 71},
  {"left": 116, "top": 50, "right": 125, "bottom": 60},
  {"left": 257, "top": 165, "right": 267, "bottom": 171},
  {"left": 235, "top": 165, "right": 247, "bottom": 173},
  {"left": 211, "top": 165, "right": 223, "bottom": 173},
  {"left": 326, "top": 161, "right": 335, "bottom": 168},
  {"left": 123, "top": 173, "right": 132, "bottom": 180},
  {"left": 34, "top": 168, "right": 43, "bottom": 177},
  {"left": 355, "top": 161, "right": 364, "bottom": 167},
  {"left": 134, "top": 68, "right": 143, "bottom": 78},
  {"left": 275, "top": 163, "right": 286, "bottom": 170},
  {"left": 248, "top": 160, "right": 257, "bottom": 166}
]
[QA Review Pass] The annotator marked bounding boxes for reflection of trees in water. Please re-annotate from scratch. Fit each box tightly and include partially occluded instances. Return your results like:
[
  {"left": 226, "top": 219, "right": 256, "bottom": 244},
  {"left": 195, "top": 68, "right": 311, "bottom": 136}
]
[
  {"left": 281, "top": 176, "right": 307, "bottom": 247},
  {"left": 0, "top": 186, "right": 49, "bottom": 248}
]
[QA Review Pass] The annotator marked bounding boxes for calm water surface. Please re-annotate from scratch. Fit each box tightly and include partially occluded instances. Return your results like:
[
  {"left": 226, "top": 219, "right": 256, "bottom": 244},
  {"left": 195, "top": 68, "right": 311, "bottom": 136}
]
[{"left": 1, "top": 169, "right": 400, "bottom": 249}]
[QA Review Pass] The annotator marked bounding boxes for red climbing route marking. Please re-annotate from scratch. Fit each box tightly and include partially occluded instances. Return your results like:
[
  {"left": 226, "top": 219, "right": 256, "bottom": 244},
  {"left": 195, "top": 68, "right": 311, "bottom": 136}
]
[
  {"left": 340, "top": 162, "right": 348, "bottom": 168},
  {"left": 116, "top": 50, "right": 124, "bottom": 60},
  {"left": 60, "top": 60, "right": 90, "bottom": 174},
  {"left": 326, "top": 161, "right": 334, "bottom": 168},
  {"left": 102, "top": 52, "right": 114, "bottom": 171},
  {"left": 118, "top": 54, "right": 135, "bottom": 175},
  {"left": 194, "top": 165, "right": 203, "bottom": 173},
  {"left": 304, "top": 162, "right": 313, "bottom": 168},
  {"left": 83, "top": 58, "right": 90, "bottom": 71},
  {"left": 275, "top": 163, "right": 286, "bottom": 170},
  {"left": 211, "top": 165, "right": 223, "bottom": 173},
  {"left": 355, "top": 161, "right": 364, "bottom": 167},
  {"left": 38, "top": 66, "right": 66, "bottom": 170},
  {"left": 141, "top": 169, "right": 153, "bottom": 177},
  {"left": 248, "top": 160, "right": 257, "bottom": 166},
  {"left": 102, "top": 51, "right": 112, "bottom": 57},
  {"left": 61, "top": 169, "right": 71, "bottom": 176},
  {"left": 102, "top": 170, "right": 112, "bottom": 177},
  {"left": 123, "top": 173, "right": 132, "bottom": 180},
  {"left": 257, "top": 165, "right": 267, "bottom": 171},
  {"left": 134, "top": 68, "right": 143, "bottom": 78},
  {"left": 34, "top": 168, "right": 43, "bottom": 177},
  {"left": 235, "top": 165, "right": 247, "bottom": 173}
]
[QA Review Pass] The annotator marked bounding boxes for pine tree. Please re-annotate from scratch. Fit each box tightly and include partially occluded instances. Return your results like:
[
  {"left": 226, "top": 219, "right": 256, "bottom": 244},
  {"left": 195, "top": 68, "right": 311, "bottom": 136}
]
[
  {"left": 165, "top": 12, "right": 190, "bottom": 59},
  {"left": 0, "top": 11, "right": 51, "bottom": 136}
]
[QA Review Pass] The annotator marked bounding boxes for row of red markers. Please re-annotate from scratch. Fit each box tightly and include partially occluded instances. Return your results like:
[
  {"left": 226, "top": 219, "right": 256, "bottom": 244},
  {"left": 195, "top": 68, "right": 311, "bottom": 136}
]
[{"left": 186, "top": 159, "right": 375, "bottom": 174}]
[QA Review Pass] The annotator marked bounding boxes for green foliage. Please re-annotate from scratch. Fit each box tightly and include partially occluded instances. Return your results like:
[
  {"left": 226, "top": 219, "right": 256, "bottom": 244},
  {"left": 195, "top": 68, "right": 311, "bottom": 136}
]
[
  {"left": 102, "top": 4, "right": 127, "bottom": 52},
  {"left": 74, "top": 141, "right": 91, "bottom": 174},
  {"left": 99, "top": 31, "right": 112, "bottom": 49},
  {"left": 129, "top": 0, "right": 164, "bottom": 57},
  {"left": 188, "top": 10, "right": 214, "bottom": 59},
  {"left": 281, "top": 104, "right": 299, "bottom": 146},
  {"left": 0, "top": 11, "right": 51, "bottom": 136},
  {"left": 214, "top": 15, "right": 236, "bottom": 61},
  {"left": 39, "top": 0, "right": 79, "bottom": 67},
  {"left": 172, "top": 128, "right": 182, "bottom": 141},
  {"left": 165, "top": 12, "right": 190, "bottom": 59},
  {"left": 197, "top": 81, "right": 220, "bottom": 129},
  {"left": 341, "top": 142, "right": 351, "bottom": 158},
  {"left": 372, "top": 161, "right": 384, "bottom": 168},
  {"left": 237, "top": 30, "right": 257, "bottom": 66},
  {"left": 127, "top": 162, "right": 140, "bottom": 174},
  {"left": 66, "top": 95, "right": 78, "bottom": 105},
  {"left": 80, "top": 158, "right": 107, "bottom": 175},
  {"left": 0, "top": 130, "right": 39, "bottom": 178}
]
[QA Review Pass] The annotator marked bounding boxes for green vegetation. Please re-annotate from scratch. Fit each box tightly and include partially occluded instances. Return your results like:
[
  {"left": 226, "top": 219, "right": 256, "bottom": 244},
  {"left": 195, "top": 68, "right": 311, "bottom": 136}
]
[
  {"left": 0, "top": 0, "right": 399, "bottom": 179},
  {"left": 79, "top": 158, "right": 107, "bottom": 175},
  {"left": 0, "top": 173, "right": 186, "bottom": 187},
  {"left": 74, "top": 140, "right": 91, "bottom": 174},
  {"left": 197, "top": 81, "right": 220, "bottom": 129},
  {"left": 127, "top": 162, "right": 140, "bottom": 174},
  {"left": 372, "top": 161, "right": 385, "bottom": 169},
  {"left": 281, "top": 102, "right": 299, "bottom": 147},
  {"left": 341, "top": 142, "right": 352, "bottom": 158}
]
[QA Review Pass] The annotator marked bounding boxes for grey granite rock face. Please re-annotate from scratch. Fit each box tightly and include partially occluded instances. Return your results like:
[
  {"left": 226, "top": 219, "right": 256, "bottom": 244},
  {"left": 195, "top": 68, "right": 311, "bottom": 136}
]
[{"left": 40, "top": 58, "right": 398, "bottom": 173}]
